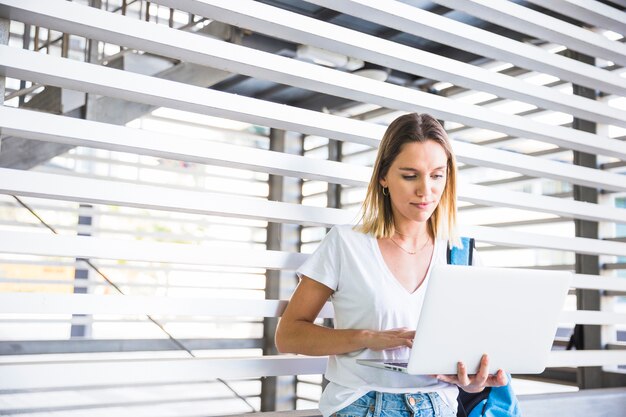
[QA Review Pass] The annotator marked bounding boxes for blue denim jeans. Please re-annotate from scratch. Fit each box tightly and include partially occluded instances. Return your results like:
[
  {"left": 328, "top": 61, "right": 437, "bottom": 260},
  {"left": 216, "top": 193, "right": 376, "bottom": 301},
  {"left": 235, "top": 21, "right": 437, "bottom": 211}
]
[{"left": 333, "top": 391, "right": 456, "bottom": 417}]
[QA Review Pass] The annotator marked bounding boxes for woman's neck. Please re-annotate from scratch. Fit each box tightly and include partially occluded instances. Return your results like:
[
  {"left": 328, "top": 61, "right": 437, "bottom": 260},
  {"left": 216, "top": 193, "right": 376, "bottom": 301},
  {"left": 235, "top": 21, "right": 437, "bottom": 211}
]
[{"left": 393, "top": 222, "right": 430, "bottom": 242}]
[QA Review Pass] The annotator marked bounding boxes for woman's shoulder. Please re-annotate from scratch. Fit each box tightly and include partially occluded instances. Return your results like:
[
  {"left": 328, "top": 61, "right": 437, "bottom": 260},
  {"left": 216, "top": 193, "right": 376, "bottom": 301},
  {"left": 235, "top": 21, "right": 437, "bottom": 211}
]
[
  {"left": 331, "top": 224, "right": 369, "bottom": 237},
  {"left": 328, "top": 224, "right": 371, "bottom": 245}
]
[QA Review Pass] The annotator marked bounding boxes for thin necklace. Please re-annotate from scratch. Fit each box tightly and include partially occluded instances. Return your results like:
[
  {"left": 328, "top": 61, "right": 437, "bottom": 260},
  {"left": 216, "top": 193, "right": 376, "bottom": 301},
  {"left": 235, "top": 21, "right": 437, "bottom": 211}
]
[
  {"left": 389, "top": 235, "right": 431, "bottom": 255},
  {"left": 389, "top": 237, "right": 417, "bottom": 255}
]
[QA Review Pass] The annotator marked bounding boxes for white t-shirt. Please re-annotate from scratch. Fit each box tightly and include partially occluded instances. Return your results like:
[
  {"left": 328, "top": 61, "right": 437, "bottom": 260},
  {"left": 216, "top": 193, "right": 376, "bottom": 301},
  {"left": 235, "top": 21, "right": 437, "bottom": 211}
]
[{"left": 296, "top": 225, "right": 461, "bottom": 417}]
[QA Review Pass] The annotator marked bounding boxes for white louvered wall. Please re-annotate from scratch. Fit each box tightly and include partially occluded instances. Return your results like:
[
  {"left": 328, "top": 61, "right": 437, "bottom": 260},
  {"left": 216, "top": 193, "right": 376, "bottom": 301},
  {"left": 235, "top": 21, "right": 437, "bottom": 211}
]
[{"left": 0, "top": 0, "right": 625, "bottom": 415}]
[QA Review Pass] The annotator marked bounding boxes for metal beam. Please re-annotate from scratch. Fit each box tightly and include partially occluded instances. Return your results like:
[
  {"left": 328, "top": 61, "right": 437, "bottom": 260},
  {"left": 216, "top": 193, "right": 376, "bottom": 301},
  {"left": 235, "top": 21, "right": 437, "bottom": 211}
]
[
  {"left": 605, "top": 0, "right": 626, "bottom": 9},
  {"left": 0, "top": 59, "right": 231, "bottom": 169},
  {"left": 2, "top": 46, "right": 625, "bottom": 164},
  {"left": 0, "top": 14, "right": 235, "bottom": 170},
  {"left": 304, "top": 0, "right": 626, "bottom": 96},
  {"left": 1, "top": 2, "right": 625, "bottom": 157},
  {"left": 150, "top": 0, "right": 626, "bottom": 127},
  {"left": 526, "top": 0, "right": 626, "bottom": 35},
  {"left": 431, "top": 0, "right": 626, "bottom": 67}
]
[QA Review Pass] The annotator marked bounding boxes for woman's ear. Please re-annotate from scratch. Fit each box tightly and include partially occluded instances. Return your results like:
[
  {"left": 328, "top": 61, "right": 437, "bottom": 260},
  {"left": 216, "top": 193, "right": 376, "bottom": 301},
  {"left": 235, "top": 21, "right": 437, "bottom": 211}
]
[{"left": 379, "top": 177, "right": 387, "bottom": 188}]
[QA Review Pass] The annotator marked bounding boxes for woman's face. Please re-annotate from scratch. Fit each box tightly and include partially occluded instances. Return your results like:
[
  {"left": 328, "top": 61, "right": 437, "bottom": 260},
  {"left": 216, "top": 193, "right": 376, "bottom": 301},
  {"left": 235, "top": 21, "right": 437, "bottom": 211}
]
[{"left": 380, "top": 140, "right": 448, "bottom": 225}]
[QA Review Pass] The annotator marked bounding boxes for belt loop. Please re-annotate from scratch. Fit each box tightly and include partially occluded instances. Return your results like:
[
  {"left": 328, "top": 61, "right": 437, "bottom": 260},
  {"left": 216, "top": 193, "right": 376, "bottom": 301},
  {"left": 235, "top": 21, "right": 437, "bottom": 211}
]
[
  {"left": 426, "top": 392, "right": 439, "bottom": 415},
  {"left": 373, "top": 391, "right": 383, "bottom": 417}
]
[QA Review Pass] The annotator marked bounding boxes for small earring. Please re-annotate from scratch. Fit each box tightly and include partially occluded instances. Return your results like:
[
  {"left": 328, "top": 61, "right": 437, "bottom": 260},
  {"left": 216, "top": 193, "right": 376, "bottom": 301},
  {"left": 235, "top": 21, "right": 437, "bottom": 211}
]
[{"left": 382, "top": 187, "right": 389, "bottom": 196}]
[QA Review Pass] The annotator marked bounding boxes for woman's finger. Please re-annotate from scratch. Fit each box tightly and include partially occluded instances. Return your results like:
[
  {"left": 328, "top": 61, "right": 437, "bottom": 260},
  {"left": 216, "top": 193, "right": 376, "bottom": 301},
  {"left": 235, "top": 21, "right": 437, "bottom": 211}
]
[
  {"left": 484, "top": 369, "right": 507, "bottom": 387},
  {"left": 497, "top": 369, "right": 508, "bottom": 385},
  {"left": 491, "top": 369, "right": 508, "bottom": 386},
  {"left": 474, "top": 354, "right": 490, "bottom": 385},
  {"left": 457, "top": 361, "right": 471, "bottom": 387}
]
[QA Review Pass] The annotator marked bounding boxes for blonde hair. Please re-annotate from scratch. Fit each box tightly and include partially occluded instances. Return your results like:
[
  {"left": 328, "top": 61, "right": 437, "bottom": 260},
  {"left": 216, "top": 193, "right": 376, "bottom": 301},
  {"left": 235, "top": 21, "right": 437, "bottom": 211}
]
[{"left": 356, "top": 113, "right": 460, "bottom": 246}]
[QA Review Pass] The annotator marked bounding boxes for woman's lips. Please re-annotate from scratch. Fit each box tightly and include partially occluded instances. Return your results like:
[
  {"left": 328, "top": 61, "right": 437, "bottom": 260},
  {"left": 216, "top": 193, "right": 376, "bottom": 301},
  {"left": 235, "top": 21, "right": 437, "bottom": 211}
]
[{"left": 411, "top": 202, "right": 432, "bottom": 209}]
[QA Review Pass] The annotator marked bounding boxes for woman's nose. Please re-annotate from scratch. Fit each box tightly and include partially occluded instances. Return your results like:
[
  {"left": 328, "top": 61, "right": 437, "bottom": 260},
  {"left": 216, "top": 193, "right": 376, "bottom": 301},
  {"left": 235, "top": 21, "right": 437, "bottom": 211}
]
[{"left": 414, "top": 178, "right": 428, "bottom": 196}]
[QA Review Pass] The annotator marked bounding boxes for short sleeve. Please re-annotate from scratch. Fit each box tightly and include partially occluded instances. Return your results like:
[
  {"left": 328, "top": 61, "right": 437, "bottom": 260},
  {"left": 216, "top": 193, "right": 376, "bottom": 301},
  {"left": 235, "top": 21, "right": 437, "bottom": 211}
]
[{"left": 296, "top": 226, "right": 342, "bottom": 291}]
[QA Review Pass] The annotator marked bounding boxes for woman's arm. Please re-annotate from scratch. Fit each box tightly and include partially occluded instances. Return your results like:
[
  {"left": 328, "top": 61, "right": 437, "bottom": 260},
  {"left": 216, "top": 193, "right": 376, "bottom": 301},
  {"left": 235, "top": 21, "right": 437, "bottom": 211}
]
[{"left": 275, "top": 276, "right": 414, "bottom": 356}]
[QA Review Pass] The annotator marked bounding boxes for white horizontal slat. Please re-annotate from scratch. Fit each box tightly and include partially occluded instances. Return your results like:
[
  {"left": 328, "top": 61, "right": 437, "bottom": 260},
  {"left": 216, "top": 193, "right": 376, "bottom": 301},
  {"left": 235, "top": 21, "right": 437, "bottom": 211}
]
[
  {"left": 148, "top": 0, "right": 626, "bottom": 128},
  {"left": 1, "top": 43, "right": 626, "bottom": 162},
  {"left": 2, "top": 174, "right": 626, "bottom": 256},
  {"left": 2, "top": 264, "right": 625, "bottom": 292},
  {"left": 5, "top": 106, "right": 626, "bottom": 197},
  {"left": 0, "top": 293, "right": 335, "bottom": 318},
  {"left": 6, "top": 270, "right": 626, "bottom": 293},
  {"left": 572, "top": 274, "right": 626, "bottom": 292},
  {"left": 0, "top": 351, "right": 624, "bottom": 390},
  {"left": 0, "top": 230, "right": 307, "bottom": 270},
  {"left": 452, "top": 140, "right": 626, "bottom": 193},
  {"left": 560, "top": 311, "right": 626, "bottom": 325},
  {"left": 5, "top": 107, "right": 626, "bottom": 218},
  {"left": 526, "top": 0, "right": 626, "bottom": 35},
  {"left": 3, "top": 232, "right": 626, "bottom": 289},
  {"left": 460, "top": 183, "right": 626, "bottom": 225},
  {"left": 432, "top": 0, "right": 626, "bottom": 67},
  {"left": 459, "top": 225, "right": 626, "bottom": 257},
  {"left": 0, "top": 168, "right": 356, "bottom": 227},
  {"left": 2, "top": 293, "right": 622, "bottom": 325},
  {"left": 0, "top": 107, "right": 371, "bottom": 187},
  {"left": 305, "top": 0, "right": 626, "bottom": 97},
  {"left": 0, "top": 53, "right": 383, "bottom": 148},
  {"left": 546, "top": 350, "right": 626, "bottom": 368},
  {"left": 0, "top": 356, "right": 328, "bottom": 390}
]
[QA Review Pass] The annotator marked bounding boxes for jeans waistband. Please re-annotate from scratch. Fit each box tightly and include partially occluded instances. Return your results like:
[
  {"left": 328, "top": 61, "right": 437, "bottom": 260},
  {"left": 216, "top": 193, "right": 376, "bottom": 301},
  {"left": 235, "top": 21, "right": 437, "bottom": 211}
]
[{"left": 354, "top": 391, "right": 440, "bottom": 413}]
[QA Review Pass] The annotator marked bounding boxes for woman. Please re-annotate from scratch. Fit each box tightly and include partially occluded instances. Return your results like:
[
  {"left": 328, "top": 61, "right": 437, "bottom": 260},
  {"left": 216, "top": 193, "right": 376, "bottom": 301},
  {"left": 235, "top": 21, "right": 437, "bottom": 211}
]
[{"left": 275, "top": 113, "right": 508, "bottom": 417}]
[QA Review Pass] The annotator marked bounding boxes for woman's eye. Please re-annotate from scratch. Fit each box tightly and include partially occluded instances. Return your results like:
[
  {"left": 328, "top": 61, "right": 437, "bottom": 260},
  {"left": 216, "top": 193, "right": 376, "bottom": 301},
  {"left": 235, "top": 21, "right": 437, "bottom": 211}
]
[
  {"left": 402, "top": 175, "right": 417, "bottom": 180},
  {"left": 432, "top": 174, "right": 444, "bottom": 179}
]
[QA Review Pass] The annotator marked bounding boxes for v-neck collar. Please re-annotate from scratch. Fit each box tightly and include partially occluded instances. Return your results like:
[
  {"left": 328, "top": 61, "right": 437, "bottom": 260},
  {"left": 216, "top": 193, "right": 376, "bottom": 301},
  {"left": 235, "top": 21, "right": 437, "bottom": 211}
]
[{"left": 370, "top": 234, "right": 439, "bottom": 296}]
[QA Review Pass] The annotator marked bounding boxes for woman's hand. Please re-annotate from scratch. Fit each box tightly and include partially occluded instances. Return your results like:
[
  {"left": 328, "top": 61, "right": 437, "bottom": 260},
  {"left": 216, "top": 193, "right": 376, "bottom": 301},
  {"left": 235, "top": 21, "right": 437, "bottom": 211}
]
[
  {"left": 435, "top": 354, "right": 508, "bottom": 393},
  {"left": 361, "top": 327, "right": 415, "bottom": 351}
]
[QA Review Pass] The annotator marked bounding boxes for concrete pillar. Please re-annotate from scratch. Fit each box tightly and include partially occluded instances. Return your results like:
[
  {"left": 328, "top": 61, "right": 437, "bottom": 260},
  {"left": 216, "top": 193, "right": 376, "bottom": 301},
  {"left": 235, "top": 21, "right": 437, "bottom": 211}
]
[
  {"left": 1, "top": 18, "right": 9, "bottom": 155},
  {"left": 0, "top": 18, "right": 7, "bottom": 101},
  {"left": 567, "top": 49, "right": 603, "bottom": 389},
  {"left": 261, "top": 128, "right": 303, "bottom": 411},
  {"left": 70, "top": 204, "right": 94, "bottom": 338}
]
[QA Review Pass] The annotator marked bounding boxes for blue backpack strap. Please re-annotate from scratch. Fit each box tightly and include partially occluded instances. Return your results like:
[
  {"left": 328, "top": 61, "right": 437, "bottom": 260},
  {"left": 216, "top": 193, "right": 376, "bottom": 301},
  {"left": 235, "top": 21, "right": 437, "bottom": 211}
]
[
  {"left": 447, "top": 237, "right": 474, "bottom": 266},
  {"left": 448, "top": 237, "right": 521, "bottom": 417}
]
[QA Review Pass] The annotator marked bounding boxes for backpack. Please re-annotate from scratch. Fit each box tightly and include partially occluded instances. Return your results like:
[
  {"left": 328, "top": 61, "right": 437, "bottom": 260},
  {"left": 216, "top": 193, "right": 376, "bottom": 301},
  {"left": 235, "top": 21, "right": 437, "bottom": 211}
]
[{"left": 447, "top": 237, "right": 523, "bottom": 417}]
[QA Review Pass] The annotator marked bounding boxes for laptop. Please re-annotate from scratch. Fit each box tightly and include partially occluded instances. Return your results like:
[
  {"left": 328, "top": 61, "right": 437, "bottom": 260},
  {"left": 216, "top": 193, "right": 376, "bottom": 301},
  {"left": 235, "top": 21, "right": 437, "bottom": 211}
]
[{"left": 357, "top": 264, "right": 572, "bottom": 375}]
